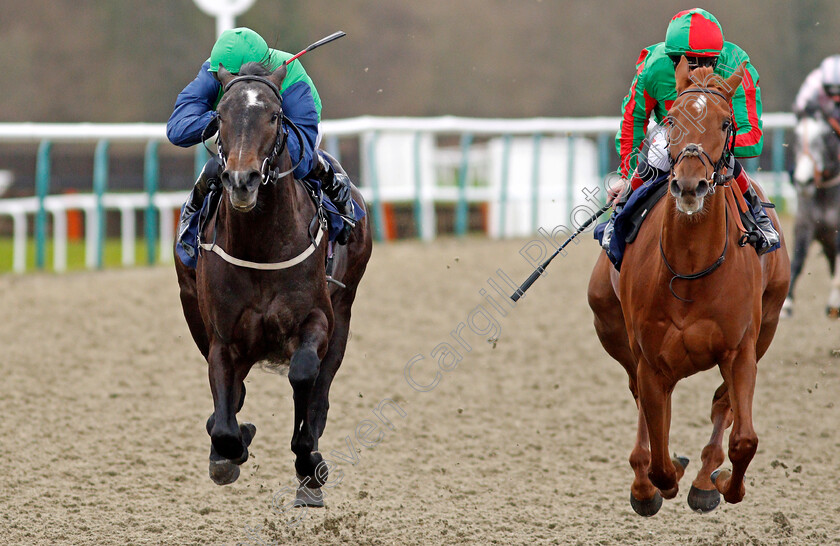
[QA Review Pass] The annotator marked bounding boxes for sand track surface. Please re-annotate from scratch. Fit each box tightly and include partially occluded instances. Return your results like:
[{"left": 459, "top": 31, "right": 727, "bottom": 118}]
[{"left": 1, "top": 235, "right": 838, "bottom": 545}]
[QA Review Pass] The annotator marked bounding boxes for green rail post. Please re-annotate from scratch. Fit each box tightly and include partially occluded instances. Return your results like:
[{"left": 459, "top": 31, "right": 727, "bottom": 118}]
[
  {"left": 325, "top": 135, "right": 341, "bottom": 163},
  {"left": 93, "top": 140, "right": 109, "bottom": 269},
  {"left": 597, "top": 132, "right": 611, "bottom": 209},
  {"left": 144, "top": 140, "right": 159, "bottom": 265},
  {"left": 567, "top": 135, "right": 576, "bottom": 221},
  {"left": 365, "top": 131, "right": 386, "bottom": 242},
  {"left": 194, "top": 145, "right": 209, "bottom": 180},
  {"left": 455, "top": 133, "right": 473, "bottom": 237},
  {"left": 772, "top": 128, "right": 786, "bottom": 212},
  {"left": 412, "top": 132, "right": 424, "bottom": 239},
  {"left": 498, "top": 134, "right": 512, "bottom": 238},
  {"left": 35, "top": 140, "right": 52, "bottom": 271},
  {"left": 530, "top": 133, "right": 543, "bottom": 233}
]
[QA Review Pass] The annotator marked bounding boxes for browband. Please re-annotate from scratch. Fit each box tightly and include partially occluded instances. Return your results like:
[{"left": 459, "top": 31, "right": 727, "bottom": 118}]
[{"left": 223, "top": 75, "right": 282, "bottom": 101}]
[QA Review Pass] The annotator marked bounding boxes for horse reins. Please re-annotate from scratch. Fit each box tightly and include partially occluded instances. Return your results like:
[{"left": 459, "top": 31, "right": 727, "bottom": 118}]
[{"left": 660, "top": 87, "right": 737, "bottom": 302}]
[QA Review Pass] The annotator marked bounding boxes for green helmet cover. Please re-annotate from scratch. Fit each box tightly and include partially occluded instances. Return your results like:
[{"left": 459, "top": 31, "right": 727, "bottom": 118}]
[{"left": 209, "top": 27, "right": 272, "bottom": 74}]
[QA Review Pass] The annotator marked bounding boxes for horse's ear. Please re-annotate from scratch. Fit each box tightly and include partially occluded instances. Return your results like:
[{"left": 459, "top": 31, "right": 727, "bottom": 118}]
[
  {"left": 674, "top": 56, "right": 691, "bottom": 93},
  {"left": 269, "top": 63, "right": 288, "bottom": 90},
  {"left": 217, "top": 64, "right": 235, "bottom": 87},
  {"left": 721, "top": 62, "right": 746, "bottom": 101}
]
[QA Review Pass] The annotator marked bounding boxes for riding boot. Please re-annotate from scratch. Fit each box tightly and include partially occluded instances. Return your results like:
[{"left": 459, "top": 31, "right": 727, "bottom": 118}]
[
  {"left": 309, "top": 153, "right": 356, "bottom": 245},
  {"left": 178, "top": 156, "right": 223, "bottom": 257},
  {"left": 741, "top": 183, "right": 781, "bottom": 255}
]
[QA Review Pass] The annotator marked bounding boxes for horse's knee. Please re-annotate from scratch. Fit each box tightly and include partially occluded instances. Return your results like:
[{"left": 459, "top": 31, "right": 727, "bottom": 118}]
[{"left": 289, "top": 347, "right": 320, "bottom": 390}]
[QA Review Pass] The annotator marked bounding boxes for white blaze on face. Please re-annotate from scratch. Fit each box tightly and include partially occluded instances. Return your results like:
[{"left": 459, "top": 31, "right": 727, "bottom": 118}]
[
  {"left": 245, "top": 89, "right": 264, "bottom": 109},
  {"left": 692, "top": 94, "right": 707, "bottom": 114}
]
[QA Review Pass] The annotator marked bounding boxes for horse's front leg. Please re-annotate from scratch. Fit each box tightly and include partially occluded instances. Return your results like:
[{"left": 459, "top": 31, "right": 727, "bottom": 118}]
[
  {"left": 715, "top": 345, "right": 758, "bottom": 504},
  {"left": 637, "top": 361, "right": 680, "bottom": 497},
  {"left": 289, "top": 310, "right": 330, "bottom": 505},
  {"left": 628, "top": 397, "right": 659, "bottom": 516},
  {"left": 687, "top": 382, "right": 732, "bottom": 512},
  {"left": 206, "top": 344, "right": 254, "bottom": 485}
]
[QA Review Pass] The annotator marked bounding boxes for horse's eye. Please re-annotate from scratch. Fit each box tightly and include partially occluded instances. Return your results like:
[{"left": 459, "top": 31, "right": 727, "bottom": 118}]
[
  {"left": 722, "top": 120, "right": 731, "bottom": 130},
  {"left": 270, "top": 112, "right": 279, "bottom": 123}
]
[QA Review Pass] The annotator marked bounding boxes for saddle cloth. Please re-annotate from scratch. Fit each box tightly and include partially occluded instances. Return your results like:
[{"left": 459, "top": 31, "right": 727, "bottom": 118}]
[{"left": 594, "top": 175, "right": 670, "bottom": 271}]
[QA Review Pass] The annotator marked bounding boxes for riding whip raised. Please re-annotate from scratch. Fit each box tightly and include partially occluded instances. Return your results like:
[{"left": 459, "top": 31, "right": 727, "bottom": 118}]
[{"left": 283, "top": 31, "right": 346, "bottom": 66}]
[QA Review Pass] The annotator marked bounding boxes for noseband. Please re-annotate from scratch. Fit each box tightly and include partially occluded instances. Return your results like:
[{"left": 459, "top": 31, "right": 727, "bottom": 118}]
[
  {"left": 202, "top": 74, "right": 305, "bottom": 185},
  {"left": 669, "top": 88, "right": 736, "bottom": 190}
]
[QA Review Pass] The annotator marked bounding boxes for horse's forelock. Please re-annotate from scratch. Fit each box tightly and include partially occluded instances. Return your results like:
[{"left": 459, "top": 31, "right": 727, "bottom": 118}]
[
  {"left": 686, "top": 67, "right": 726, "bottom": 93},
  {"left": 238, "top": 61, "right": 273, "bottom": 77}
]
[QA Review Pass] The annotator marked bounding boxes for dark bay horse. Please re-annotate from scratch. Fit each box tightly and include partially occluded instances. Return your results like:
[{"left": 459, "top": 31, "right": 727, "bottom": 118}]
[
  {"left": 174, "top": 62, "right": 372, "bottom": 506},
  {"left": 782, "top": 115, "right": 840, "bottom": 318},
  {"left": 587, "top": 58, "right": 790, "bottom": 516}
]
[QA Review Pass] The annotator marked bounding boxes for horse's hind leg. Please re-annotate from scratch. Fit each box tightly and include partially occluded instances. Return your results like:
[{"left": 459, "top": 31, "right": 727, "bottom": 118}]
[
  {"left": 289, "top": 310, "right": 330, "bottom": 505},
  {"left": 783, "top": 219, "right": 814, "bottom": 318},
  {"left": 827, "top": 234, "right": 840, "bottom": 317},
  {"left": 715, "top": 346, "right": 759, "bottom": 504},
  {"left": 687, "top": 382, "right": 731, "bottom": 512}
]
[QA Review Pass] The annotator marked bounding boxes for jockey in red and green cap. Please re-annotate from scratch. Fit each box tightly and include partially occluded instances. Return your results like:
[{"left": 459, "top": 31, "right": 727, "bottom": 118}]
[
  {"left": 602, "top": 8, "right": 778, "bottom": 257},
  {"left": 167, "top": 28, "right": 356, "bottom": 259}
]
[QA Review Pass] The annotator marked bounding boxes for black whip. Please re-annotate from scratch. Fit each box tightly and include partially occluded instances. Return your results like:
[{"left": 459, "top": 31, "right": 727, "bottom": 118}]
[{"left": 510, "top": 201, "right": 613, "bottom": 302}]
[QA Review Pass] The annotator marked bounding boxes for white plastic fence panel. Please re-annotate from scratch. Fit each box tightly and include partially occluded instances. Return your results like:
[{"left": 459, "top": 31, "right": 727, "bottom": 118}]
[{"left": 486, "top": 136, "right": 600, "bottom": 238}]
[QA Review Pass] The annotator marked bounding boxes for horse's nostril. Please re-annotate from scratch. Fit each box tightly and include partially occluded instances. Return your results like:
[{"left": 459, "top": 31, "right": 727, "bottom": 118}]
[
  {"left": 670, "top": 179, "right": 681, "bottom": 195},
  {"left": 247, "top": 170, "right": 262, "bottom": 189},
  {"left": 696, "top": 179, "right": 709, "bottom": 196}
]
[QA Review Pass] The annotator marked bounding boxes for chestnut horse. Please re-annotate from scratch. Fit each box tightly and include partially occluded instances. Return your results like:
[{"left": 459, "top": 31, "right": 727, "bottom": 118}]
[
  {"left": 174, "top": 62, "right": 372, "bottom": 506},
  {"left": 588, "top": 58, "right": 790, "bottom": 516}
]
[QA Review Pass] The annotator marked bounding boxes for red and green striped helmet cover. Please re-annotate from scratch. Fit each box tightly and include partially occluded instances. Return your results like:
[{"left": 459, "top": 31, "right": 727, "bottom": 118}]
[{"left": 664, "top": 8, "right": 724, "bottom": 58}]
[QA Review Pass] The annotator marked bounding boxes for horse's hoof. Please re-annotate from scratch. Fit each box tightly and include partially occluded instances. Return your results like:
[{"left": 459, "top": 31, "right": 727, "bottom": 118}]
[
  {"left": 827, "top": 307, "right": 840, "bottom": 319},
  {"left": 674, "top": 455, "right": 689, "bottom": 470},
  {"left": 209, "top": 459, "right": 241, "bottom": 485},
  {"left": 240, "top": 422, "right": 257, "bottom": 447},
  {"left": 630, "top": 491, "right": 662, "bottom": 517},
  {"left": 687, "top": 485, "right": 721, "bottom": 513},
  {"left": 294, "top": 475, "right": 325, "bottom": 507}
]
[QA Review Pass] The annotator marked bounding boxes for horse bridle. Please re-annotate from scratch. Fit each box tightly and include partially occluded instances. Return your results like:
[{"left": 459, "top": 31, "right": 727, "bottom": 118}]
[
  {"left": 202, "top": 74, "right": 306, "bottom": 185},
  {"left": 660, "top": 87, "right": 736, "bottom": 302},
  {"left": 668, "top": 88, "right": 736, "bottom": 190}
]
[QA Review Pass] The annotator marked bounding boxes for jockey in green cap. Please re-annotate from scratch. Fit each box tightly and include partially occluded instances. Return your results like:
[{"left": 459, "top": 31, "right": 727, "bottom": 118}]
[
  {"left": 602, "top": 8, "right": 779, "bottom": 256},
  {"left": 167, "top": 27, "right": 356, "bottom": 258}
]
